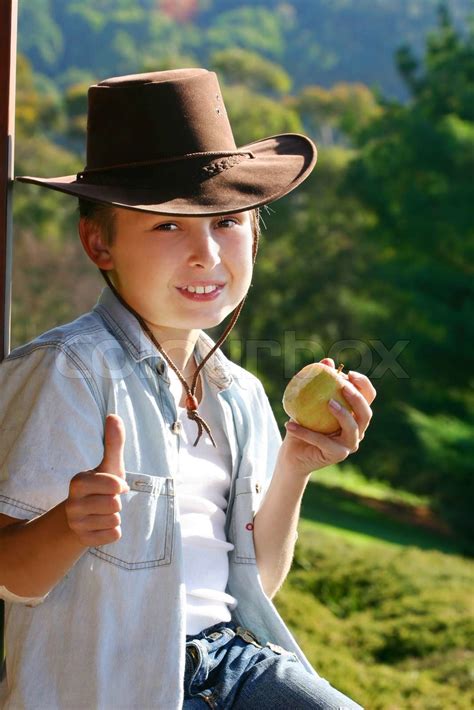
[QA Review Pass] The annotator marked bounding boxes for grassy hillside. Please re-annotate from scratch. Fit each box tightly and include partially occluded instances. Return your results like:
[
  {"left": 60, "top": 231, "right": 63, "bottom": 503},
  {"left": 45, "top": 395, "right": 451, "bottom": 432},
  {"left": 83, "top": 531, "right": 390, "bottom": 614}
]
[{"left": 274, "top": 476, "right": 474, "bottom": 709}]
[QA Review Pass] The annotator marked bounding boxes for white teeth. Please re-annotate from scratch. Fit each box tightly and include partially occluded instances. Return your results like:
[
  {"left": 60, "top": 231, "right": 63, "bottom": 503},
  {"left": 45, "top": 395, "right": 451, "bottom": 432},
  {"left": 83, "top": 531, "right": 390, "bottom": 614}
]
[{"left": 182, "top": 284, "right": 219, "bottom": 294}]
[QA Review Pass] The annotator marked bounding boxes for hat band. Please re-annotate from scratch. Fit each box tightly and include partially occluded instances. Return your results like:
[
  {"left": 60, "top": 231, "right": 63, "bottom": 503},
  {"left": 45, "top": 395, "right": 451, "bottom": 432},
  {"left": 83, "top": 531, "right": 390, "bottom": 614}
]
[{"left": 76, "top": 150, "right": 255, "bottom": 185}]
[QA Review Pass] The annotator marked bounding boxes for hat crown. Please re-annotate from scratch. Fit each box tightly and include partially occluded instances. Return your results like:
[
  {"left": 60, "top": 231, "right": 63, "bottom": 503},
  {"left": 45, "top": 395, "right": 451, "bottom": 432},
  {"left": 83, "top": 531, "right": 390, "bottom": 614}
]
[{"left": 86, "top": 69, "right": 237, "bottom": 170}]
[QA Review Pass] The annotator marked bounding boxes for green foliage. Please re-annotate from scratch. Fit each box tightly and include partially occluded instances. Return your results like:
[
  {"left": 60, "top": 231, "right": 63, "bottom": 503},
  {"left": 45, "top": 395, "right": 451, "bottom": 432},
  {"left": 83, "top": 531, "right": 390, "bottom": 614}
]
[
  {"left": 221, "top": 85, "right": 301, "bottom": 145},
  {"left": 15, "top": 56, "right": 64, "bottom": 137},
  {"left": 19, "top": 0, "right": 473, "bottom": 100},
  {"left": 206, "top": 7, "right": 286, "bottom": 59},
  {"left": 211, "top": 48, "right": 292, "bottom": 95},
  {"left": 299, "top": 480, "right": 462, "bottom": 554},
  {"left": 396, "top": 5, "right": 474, "bottom": 120},
  {"left": 274, "top": 529, "right": 474, "bottom": 709},
  {"left": 343, "top": 8, "right": 474, "bottom": 538},
  {"left": 313, "top": 463, "right": 431, "bottom": 507},
  {"left": 18, "top": 0, "right": 63, "bottom": 67},
  {"left": 403, "top": 407, "right": 474, "bottom": 537},
  {"left": 37, "top": 0, "right": 201, "bottom": 81},
  {"left": 295, "top": 82, "right": 382, "bottom": 143},
  {"left": 200, "top": 0, "right": 473, "bottom": 99}
]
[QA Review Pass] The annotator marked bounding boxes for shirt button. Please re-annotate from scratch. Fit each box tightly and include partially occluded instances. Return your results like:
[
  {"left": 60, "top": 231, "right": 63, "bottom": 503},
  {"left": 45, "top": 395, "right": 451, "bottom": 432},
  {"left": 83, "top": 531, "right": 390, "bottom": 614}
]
[
  {"left": 245, "top": 522, "right": 254, "bottom": 531},
  {"left": 171, "top": 421, "right": 182, "bottom": 434},
  {"left": 255, "top": 482, "right": 262, "bottom": 494}
]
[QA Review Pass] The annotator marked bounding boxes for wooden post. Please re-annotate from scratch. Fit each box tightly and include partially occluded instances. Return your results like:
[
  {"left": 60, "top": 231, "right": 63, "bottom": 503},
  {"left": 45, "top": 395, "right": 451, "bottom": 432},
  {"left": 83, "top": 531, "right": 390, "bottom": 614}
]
[
  {"left": 0, "top": 0, "right": 19, "bottom": 677},
  {"left": 0, "top": 0, "right": 17, "bottom": 360}
]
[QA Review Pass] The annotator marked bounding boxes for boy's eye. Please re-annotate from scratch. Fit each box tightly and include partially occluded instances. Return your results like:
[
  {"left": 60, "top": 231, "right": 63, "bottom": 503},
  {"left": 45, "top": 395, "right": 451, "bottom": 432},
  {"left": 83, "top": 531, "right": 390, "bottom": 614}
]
[
  {"left": 154, "top": 222, "right": 178, "bottom": 231},
  {"left": 216, "top": 217, "right": 239, "bottom": 228}
]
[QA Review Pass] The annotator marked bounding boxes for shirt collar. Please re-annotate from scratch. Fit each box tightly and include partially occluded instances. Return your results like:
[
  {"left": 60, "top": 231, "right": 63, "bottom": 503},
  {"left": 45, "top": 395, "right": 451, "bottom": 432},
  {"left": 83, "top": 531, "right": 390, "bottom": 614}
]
[{"left": 93, "top": 286, "right": 233, "bottom": 389}]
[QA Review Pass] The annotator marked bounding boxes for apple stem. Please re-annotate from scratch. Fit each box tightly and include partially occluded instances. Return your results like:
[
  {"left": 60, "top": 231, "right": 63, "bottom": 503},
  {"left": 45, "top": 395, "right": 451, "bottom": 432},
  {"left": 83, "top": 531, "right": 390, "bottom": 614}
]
[{"left": 337, "top": 364, "right": 344, "bottom": 374}]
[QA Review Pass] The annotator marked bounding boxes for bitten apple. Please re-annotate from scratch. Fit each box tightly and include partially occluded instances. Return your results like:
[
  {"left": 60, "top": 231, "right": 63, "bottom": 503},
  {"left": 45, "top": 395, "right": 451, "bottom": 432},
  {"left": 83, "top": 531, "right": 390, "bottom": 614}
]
[{"left": 282, "top": 362, "right": 352, "bottom": 434}]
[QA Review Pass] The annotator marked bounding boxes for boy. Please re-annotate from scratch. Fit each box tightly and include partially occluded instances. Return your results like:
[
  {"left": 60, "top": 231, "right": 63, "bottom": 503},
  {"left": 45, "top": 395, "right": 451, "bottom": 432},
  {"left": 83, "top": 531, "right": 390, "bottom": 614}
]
[{"left": 0, "top": 69, "right": 375, "bottom": 708}]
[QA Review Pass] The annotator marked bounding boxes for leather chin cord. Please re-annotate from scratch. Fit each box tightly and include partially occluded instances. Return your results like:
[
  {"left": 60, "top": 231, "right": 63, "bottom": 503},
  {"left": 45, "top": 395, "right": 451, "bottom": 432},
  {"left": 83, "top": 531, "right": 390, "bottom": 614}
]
[{"left": 98, "top": 227, "right": 259, "bottom": 448}]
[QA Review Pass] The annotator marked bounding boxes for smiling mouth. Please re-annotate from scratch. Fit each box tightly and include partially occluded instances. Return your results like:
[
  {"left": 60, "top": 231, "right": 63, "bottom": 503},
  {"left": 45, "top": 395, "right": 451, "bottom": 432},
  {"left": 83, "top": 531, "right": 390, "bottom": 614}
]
[
  {"left": 178, "top": 284, "right": 223, "bottom": 294},
  {"left": 176, "top": 284, "right": 225, "bottom": 301}
]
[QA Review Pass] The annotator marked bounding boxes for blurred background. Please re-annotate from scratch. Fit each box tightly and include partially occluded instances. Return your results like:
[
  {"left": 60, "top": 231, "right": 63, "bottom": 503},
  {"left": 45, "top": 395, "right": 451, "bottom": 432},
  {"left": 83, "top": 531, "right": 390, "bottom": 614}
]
[{"left": 11, "top": 1, "right": 474, "bottom": 707}]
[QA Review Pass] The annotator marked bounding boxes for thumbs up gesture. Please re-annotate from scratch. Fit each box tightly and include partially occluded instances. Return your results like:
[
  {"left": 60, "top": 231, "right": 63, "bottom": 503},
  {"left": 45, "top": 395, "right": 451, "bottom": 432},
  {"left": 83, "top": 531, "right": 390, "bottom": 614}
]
[{"left": 65, "top": 414, "right": 130, "bottom": 547}]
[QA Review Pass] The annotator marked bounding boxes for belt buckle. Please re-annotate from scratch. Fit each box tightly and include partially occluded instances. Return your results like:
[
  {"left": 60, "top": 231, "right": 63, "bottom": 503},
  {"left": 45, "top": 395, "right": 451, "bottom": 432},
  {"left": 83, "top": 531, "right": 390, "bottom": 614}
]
[
  {"left": 235, "top": 626, "right": 262, "bottom": 648},
  {"left": 265, "top": 641, "right": 287, "bottom": 655}
]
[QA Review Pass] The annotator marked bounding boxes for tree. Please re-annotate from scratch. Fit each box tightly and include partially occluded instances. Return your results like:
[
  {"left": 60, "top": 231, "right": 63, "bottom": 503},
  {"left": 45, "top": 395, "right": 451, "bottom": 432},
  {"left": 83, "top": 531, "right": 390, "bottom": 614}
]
[
  {"left": 344, "top": 6, "right": 474, "bottom": 539},
  {"left": 295, "top": 82, "right": 382, "bottom": 145},
  {"left": 211, "top": 48, "right": 292, "bottom": 95}
]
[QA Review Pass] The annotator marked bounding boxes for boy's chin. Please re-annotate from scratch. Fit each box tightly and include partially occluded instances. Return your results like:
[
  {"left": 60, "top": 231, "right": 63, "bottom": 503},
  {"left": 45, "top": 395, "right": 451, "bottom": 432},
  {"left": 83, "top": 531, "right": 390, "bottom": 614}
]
[
  {"left": 192, "top": 314, "right": 229, "bottom": 330},
  {"left": 186, "top": 307, "right": 236, "bottom": 331}
]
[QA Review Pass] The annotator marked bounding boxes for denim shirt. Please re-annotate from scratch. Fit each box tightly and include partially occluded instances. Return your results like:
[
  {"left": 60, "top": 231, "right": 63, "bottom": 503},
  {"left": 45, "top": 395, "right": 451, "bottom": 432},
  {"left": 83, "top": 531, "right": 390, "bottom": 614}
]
[{"left": 0, "top": 286, "right": 318, "bottom": 709}]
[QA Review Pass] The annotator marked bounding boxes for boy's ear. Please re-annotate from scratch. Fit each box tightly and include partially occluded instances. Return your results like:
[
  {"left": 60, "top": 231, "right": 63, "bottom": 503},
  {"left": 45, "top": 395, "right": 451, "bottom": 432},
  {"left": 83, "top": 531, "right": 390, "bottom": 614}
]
[{"left": 78, "top": 217, "right": 114, "bottom": 270}]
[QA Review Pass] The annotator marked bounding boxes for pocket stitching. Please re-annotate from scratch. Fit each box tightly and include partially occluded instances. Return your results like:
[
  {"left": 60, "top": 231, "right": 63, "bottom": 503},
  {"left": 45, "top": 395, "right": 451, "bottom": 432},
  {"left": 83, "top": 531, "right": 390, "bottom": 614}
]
[{"left": 89, "top": 476, "right": 175, "bottom": 569}]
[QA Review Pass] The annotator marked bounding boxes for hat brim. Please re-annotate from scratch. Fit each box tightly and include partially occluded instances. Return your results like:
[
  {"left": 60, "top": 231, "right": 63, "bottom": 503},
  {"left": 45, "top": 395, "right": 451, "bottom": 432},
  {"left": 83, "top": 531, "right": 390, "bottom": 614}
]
[{"left": 16, "top": 134, "right": 317, "bottom": 216}]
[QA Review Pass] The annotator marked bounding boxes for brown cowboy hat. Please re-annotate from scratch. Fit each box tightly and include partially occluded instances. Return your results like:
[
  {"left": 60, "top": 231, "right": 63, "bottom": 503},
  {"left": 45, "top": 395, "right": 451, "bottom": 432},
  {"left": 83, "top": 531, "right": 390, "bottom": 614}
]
[{"left": 16, "top": 68, "right": 317, "bottom": 216}]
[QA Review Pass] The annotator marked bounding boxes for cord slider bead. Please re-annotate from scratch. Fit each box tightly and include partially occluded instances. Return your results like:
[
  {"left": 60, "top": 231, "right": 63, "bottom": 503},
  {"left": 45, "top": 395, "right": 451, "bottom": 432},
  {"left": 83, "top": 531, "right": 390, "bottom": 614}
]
[{"left": 185, "top": 394, "right": 199, "bottom": 411}]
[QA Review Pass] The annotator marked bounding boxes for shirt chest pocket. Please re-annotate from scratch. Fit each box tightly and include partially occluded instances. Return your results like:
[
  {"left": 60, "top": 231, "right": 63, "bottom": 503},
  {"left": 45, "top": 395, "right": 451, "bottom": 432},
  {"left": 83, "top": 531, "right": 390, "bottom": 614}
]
[
  {"left": 230, "top": 476, "right": 263, "bottom": 564},
  {"left": 89, "top": 472, "right": 175, "bottom": 569}
]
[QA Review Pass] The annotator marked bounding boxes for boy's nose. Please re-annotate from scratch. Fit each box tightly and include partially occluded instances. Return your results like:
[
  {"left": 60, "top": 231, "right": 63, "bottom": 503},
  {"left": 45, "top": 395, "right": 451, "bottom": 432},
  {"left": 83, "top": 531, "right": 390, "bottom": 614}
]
[{"left": 188, "top": 228, "right": 221, "bottom": 269}]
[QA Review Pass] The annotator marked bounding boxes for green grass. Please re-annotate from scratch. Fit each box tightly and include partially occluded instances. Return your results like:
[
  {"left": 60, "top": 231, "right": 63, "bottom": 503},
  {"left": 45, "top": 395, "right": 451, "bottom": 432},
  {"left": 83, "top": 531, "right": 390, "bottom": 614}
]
[
  {"left": 300, "top": 478, "right": 462, "bottom": 555},
  {"left": 312, "top": 463, "right": 431, "bottom": 507},
  {"left": 272, "top": 477, "right": 473, "bottom": 709}
]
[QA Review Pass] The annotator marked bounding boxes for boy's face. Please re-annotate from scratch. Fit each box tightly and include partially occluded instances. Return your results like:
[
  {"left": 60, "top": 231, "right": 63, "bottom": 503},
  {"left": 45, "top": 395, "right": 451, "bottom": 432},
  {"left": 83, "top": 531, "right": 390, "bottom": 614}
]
[{"left": 98, "top": 207, "right": 254, "bottom": 334}]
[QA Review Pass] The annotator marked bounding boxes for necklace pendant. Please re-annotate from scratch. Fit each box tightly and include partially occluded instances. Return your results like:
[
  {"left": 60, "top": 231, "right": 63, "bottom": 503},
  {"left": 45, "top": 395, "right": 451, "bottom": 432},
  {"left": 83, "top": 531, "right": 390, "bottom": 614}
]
[{"left": 185, "top": 394, "right": 199, "bottom": 411}]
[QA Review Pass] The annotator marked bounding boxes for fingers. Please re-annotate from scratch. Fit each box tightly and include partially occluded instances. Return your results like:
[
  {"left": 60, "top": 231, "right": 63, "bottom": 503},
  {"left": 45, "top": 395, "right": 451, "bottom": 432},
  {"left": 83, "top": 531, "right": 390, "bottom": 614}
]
[
  {"left": 66, "top": 469, "right": 128, "bottom": 546},
  {"left": 99, "top": 414, "right": 126, "bottom": 479},
  {"left": 74, "top": 527, "right": 122, "bottom": 547},
  {"left": 347, "top": 371, "right": 377, "bottom": 405},
  {"left": 330, "top": 382, "right": 373, "bottom": 447},
  {"left": 74, "top": 513, "right": 122, "bottom": 533},
  {"left": 284, "top": 421, "right": 352, "bottom": 463},
  {"left": 342, "top": 382, "right": 373, "bottom": 431},
  {"left": 69, "top": 471, "right": 129, "bottom": 498},
  {"left": 67, "top": 491, "right": 123, "bottom": 517},
  {"left": 320, "top": 358, "right": 335, "bottom": 368}
]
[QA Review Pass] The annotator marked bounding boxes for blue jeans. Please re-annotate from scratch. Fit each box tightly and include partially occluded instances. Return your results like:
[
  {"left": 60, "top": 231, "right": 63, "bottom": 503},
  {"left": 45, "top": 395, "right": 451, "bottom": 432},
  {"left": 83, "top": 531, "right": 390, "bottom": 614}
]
[{"left": 183, "top": 621, "right": 364, "bottom": 709}]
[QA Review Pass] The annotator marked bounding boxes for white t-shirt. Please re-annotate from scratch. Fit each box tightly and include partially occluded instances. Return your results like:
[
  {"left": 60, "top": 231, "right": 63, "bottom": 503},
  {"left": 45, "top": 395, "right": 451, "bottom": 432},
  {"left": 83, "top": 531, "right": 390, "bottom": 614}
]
[{"left": 167, "top": 361, "right": 238, "bottom": 636}]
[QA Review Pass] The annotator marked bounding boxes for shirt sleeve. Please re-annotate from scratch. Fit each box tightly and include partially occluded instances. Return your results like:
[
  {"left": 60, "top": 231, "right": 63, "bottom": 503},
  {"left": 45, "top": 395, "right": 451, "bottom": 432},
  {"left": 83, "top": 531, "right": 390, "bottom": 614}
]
[
  {"left": 0, "top": 344, "right": 105, "bottom": 521},
  {"left": 0, "top": 585, "right": 47, "bottom": 607}
]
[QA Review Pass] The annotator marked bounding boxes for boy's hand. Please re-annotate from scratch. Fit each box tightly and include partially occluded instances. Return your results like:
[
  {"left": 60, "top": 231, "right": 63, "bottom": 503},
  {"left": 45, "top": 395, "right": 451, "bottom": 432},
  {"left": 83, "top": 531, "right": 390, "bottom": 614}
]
[
  {"left": 281, "top": 359, "right": 376, "bottom": 478},
  {"left": 65, "top": 414, "right": 129, "bottom": 547}
]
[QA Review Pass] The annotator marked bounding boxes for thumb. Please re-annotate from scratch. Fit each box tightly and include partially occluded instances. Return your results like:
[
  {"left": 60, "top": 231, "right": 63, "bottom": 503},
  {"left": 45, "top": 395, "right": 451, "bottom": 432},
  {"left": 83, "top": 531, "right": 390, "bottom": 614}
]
[{"left": 99, "top": 414, "right": 126, "bottom": 479}]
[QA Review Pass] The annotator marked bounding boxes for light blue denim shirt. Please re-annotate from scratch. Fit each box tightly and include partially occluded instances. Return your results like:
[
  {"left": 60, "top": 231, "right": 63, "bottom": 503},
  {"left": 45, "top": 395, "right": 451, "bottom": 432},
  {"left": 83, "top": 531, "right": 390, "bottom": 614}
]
[{"left": 0, "top": 286, "right": 319, "bottom": 709}]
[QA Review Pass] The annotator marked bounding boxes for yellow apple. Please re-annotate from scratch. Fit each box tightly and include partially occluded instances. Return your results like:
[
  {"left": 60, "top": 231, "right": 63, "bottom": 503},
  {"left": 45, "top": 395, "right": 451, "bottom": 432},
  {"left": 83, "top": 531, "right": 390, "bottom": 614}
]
[{"left": 282, "top": 362, "right": 351, "bottom": 434}]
